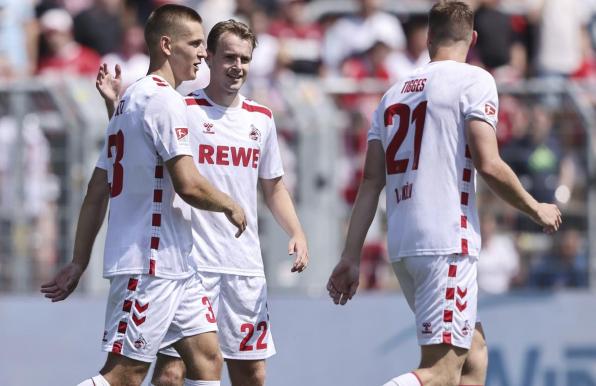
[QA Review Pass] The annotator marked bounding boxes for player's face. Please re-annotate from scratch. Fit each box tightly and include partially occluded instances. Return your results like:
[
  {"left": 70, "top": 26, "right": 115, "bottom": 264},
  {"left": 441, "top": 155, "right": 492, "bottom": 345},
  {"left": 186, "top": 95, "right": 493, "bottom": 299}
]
[
  {"left": 207, "top": 32, "right": 252, "bottom": 95},
  {"left": 169, "top": 19, "right": 207, "bottom": 82}
]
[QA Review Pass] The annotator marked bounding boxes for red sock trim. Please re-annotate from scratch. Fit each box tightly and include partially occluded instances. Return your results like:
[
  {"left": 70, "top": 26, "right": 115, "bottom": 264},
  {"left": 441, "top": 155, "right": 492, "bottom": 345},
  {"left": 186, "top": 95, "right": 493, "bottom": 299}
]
[{"left": 412, "top": 372, "right": 424, "bottom": 386}]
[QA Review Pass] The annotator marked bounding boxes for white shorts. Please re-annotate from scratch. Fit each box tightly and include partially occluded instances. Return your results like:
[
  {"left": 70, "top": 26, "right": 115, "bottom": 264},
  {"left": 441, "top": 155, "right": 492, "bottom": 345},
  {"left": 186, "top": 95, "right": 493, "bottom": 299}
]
[
  {"left": 392, "top": 254, "right": 478, "bottom": 349},
  {"left": 160, "top": 272, "right": 276, "bottom": 360},
  {"left": 102, "top": 272, "right": 218, "bottom": 362}
]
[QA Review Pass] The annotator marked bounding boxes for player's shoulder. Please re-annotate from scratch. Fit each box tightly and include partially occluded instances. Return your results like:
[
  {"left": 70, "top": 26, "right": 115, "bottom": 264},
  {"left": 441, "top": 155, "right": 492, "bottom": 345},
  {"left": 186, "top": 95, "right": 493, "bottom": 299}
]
[
  {"left": 457, "top": 63, "right": 495, "bottom": 84},
  {"left": 129, "top": 76, "right": 184, "bottom": 107},
  {"left": 184, "top": 89, "right": 213, "bottom": 108},
  {"left": 240, "top": 96, "right": 273, "bottom": 119}
]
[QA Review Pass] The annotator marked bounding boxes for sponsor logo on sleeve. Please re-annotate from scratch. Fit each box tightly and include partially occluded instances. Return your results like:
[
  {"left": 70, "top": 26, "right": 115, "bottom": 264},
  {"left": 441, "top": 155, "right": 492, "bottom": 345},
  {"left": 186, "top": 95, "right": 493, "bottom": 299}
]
[
  {"left": 175, "top": 127, "right": 189, "bottom": 145},
  {"left": 484, "top": 103, "right": 496, "bottom": 117}
]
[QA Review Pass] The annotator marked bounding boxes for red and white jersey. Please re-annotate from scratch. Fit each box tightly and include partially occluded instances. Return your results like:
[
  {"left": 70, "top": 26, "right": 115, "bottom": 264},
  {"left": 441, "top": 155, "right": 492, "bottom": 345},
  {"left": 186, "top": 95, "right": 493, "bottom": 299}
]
[
  {"left": 368, "top": 60, "right": 498, "bottom": 260},
  {"left": 96, "top": 75, "right": 194, "bottom": 279},
  {"left": 184, "top": 90, "right": 284, "bottom": 276}
]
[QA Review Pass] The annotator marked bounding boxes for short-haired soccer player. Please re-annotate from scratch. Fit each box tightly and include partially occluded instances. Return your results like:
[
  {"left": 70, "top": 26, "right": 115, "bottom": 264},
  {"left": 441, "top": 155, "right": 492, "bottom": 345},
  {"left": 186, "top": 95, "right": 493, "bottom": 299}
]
[
  {"left": 97, "top": 19, "right": 309, "bottom": 386},
  {"left": 327, "top": 2, "right": 561, "bottom": 386},
  {"left": 41, "top": 5, "right": 247, "bottom": 386}
]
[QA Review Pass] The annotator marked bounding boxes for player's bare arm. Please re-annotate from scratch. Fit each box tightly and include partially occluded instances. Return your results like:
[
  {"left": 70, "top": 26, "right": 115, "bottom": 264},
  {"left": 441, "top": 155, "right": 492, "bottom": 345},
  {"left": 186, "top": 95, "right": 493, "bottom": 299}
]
[
  {"left": 95, "top": 63, "right": 122, "bottom": 118},
  {"left": 327, "top": 140, "right": 386, "bottom": 305},
  {"left": 466, "top": 118, "right": 562, "bottom": 233},
  {"left": 260, "top": 177, "right": 309, "bottom": 273},
  {"left": 167, "top": 154, "right": 247, "bottom": 237},
  {"left": 41, "top": 168, "right": 109, "bottom": 302}
]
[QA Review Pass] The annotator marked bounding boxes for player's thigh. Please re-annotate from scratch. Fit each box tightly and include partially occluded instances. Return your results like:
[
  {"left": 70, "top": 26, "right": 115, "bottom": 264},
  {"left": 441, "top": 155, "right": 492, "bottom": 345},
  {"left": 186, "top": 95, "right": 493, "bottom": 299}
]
[
  {"left": 400, "top": 255, "right": 478, "bottom": 350},
  {"left": 102, "top": 274, "right": 188, "bottom": 364},
  {"left": 163, "top": 272, "right": 221, "bottom": 373},
  {"left": 391, "top": 259, "right": 416, "bottom": 311},
  {"left": 218, "top": 274, "right": 276, "bottom": 360},
  {"left": 227, "top": 359, "right": 266, "bottom": 386}
]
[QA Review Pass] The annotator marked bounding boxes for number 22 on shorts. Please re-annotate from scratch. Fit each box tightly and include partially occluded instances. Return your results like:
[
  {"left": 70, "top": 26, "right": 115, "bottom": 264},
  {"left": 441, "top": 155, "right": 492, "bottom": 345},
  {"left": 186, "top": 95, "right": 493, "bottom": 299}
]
[{"left": 239, "top": 321, "right": 268, "bottom": 351}]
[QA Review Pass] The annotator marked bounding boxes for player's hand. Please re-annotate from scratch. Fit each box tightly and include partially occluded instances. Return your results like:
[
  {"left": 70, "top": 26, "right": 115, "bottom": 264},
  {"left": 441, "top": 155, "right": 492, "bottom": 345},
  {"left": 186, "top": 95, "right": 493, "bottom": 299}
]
[
  {"left": 327, "top": 258, "right": 360, "bottom": 306},
  {"left": 40, "top": 262, "right": 84, "bottom": 302},
  {"left": 224, "top": 203, "right": 247, "bottom": 238},
  {"left": 289, "top": 233, "right": 309, "bottom": 273},
  {"left": 96, "top": 63, "right": 122, "bottom": 103},
  {"left": 531, "top": 203, "right": 562, "bottom": 234}
]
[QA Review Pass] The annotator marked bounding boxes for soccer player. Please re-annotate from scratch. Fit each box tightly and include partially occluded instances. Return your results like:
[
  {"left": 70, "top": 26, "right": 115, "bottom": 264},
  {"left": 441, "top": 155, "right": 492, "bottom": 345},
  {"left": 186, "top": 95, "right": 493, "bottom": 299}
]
[
  {"left": 41, "top": 5, "right": 247, "bottom": 386},
  {"left": 327, "top": 2, "right": 561, "bottom": 386},
  {"left": 97, "top": 19, "right": 309, "bottom": 386}
]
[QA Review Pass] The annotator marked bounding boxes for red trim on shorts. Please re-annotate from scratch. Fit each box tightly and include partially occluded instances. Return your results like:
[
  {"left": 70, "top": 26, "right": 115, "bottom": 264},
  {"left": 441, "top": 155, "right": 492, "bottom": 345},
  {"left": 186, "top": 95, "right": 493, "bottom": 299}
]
[
  {"left": 411, "top": 372, "right": 424, "bottom": 385},
  {"left": 457, "top": 286, "right": 468, "bottom": 298},
  {"left": 461, "top": 238, "right": 469, "bottom": 254},
  {"left": 446, "top": 287, "right": 455, "bottom": 300},
  {"left": 149, "top": 259, "right": 156, "bottom": 275},
  {"left": 152, "top": 213, "right": 161, "bottom": 227},
  {"left": 153, "top": 189, "right": 163, "bottom": 203},
  {"left": 185, "top": 97, "right": 212, "bottom": 106},
  {"left": 241, "top": 101, "right": 272, "bottom": 118},
  {"left": 443, "top": 309, "right": 453, "bottom": 322},
  {"left": 442, "top": 331, "right": 452, "bottom": 344},
  {"left": 462, "top": 168, "right": 472, "bottom": 182},
  {"left": 112, "top": 340, "right": 123, "bottom": 354},
  {"left": 122, "top": 299, "right": 132, "bottom": 312},
  {"left": 134, "top": 300, "right": 149, "bottom": 313},
  {"left": 117, "top": 321, "right": 128, "bottom": 334},
  {"left": 154, "top": 165, "right": 164, "bottom": 179},
  {"left": 448, "top": 264, "right": 458, "bottom": 277},
  {"left": 127, "top": 278, "right": 138, "bottom": 291},
  {"left": 132, "top": 314, "right": 146, "bottom": 326},
  {"left": 460, "top": 192, "right": 469, "bottom": 206},
  {"left": 461, "top": 215, "right": 468, "bottom": 229},
  {"left": 150, "top": 237, "right": 160, "bottom": 250}
]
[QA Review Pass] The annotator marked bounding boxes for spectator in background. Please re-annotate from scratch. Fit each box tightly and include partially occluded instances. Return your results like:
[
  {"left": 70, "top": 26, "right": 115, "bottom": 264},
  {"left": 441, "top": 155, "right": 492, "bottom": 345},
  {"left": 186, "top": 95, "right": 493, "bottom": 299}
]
[
  {"left": 37, "top": 8, "right": 101, "bottom": 76},
  {"left": 477, "top": 211, "right": 521, "bottom": 294},
  {"left": 101, "top": 24, "right": 149, "bottom": 89},
  {"left": 268, "top": 0, "right": 323, "bottom": 74},
  {"left": 385, "top": 17, "right": 429, "bottom": 81},
  {"left": 473, "top": 0, "right": 527, "bottom": 82},
  {"left": 528, "top": 228, "right": 589, "bottom": 289},
  {"left": 341, "top": 40, "right": 391, "bottom": 81},
  {"left": 73, "top": 0, "right": 123, "bottom": 56},
  {"left": 530, "top": 0, "right": 589, "bottom": 77},
  {"left": 322, "top": 0, "right": 405, "bottom": 75},
  {"left": 0, "top": 0, "right": 38, "bottom": 79}
]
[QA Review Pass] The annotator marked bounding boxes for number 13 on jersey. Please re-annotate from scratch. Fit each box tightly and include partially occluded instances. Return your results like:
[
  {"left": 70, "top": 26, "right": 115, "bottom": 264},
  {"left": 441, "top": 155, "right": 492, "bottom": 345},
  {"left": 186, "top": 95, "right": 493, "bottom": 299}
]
[{"left": 384, "top": 101, "right": 427, "bottom": 175}]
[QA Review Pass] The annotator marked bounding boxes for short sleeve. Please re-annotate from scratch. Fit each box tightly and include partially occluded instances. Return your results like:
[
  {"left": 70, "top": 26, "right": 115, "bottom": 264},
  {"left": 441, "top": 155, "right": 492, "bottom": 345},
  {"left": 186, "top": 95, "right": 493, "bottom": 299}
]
[
  {"left": 367, "top": 102, "right": 384, "bottom": 142},
  {"left": 144, "top": 91, "right": 192, "bottom": 161},
  {"left": 258, "top": 118, "right": 285, "bottom": 179},
  {"left": 461, "top": 69, "right": 499, "bottom": 130},
  {"left": 95, "top": 138, "right": 108, "bottom": 170}
]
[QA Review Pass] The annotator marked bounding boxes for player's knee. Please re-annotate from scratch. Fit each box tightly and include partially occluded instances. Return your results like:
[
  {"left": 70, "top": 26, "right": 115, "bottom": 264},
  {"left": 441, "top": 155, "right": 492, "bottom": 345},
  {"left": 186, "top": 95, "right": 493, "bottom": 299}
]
[
  {"left": 152, "top": 363, "right": 185, "bottom": 386},
  {"left": 249, "top": 365, "right": 266, "bottom": 386},
  {"left": 462, "top": 336, "right": 488, "bottom": 379},
  {"left": 185, "top": 348, "right": 223, "bottom": 379},
  {"left": 100, "top": 354, "right": 148, "bottom": 386}
]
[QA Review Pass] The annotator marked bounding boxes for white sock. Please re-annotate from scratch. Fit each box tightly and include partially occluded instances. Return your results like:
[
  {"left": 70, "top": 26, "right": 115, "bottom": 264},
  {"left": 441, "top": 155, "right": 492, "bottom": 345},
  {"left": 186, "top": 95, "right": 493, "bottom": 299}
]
[
  {"left": 77, "top": 374, "right": 111, "bottom": 386},
  {"left": 382, "top": 372, "right": 422, "bottom": 386},
  {"left": 183, "top": 380, "right": 220, "bottom": 386}
]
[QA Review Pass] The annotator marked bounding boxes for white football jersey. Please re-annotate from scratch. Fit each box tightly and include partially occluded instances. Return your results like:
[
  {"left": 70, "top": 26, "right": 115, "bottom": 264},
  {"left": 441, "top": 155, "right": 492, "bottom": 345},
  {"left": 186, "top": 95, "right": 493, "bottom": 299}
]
[
  {"left": 183, "top": 90, "right": 284, "bottom": 276},
  {"left": 368, "top": 60, "right": 498, "bottom": 260},
  {"left": 96, "top": 75, "right": 194, "bottom": 279}
]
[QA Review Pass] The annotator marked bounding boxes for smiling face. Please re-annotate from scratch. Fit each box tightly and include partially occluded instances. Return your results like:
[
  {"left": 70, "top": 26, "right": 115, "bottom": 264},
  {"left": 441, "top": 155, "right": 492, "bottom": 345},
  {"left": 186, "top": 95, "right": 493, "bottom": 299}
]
[
  {"left": 206, "top": 31, "right": 253, "bottom": 97},
  {"left": 168, "top": 19, "right": 207, "bottom": 83}
]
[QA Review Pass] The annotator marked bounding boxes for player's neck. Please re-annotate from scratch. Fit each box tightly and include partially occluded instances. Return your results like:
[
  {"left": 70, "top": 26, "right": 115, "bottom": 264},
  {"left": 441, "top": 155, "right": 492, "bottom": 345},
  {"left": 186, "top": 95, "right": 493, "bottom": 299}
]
[
  {"left": 429, "top": 42, "right": 470, "bottom": 64},
  {"left": 147, "top": 64, "right": 179, "bottom": 89},
  {"left": 203, "top": 86, "right": 241, "bottom": 108}
]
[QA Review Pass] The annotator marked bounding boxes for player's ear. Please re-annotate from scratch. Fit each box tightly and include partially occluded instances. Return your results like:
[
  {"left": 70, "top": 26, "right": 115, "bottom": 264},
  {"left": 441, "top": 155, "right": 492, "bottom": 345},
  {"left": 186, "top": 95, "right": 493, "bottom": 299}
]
[
  {"left": 470, "top": 30, "right": 478, "bottom": 49},
  {"left": 160, "top": 35, "right": 172, "bottom": 56},
  {"left": 205, "top": 50, "right": 214, "bottom": 68}
]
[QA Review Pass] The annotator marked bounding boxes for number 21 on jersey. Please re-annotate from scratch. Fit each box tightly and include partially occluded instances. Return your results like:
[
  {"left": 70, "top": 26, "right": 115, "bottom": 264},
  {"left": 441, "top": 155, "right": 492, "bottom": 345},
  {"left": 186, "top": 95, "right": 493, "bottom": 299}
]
[{"left": 384, "top": 101, "right": 427, "bottom": 175}]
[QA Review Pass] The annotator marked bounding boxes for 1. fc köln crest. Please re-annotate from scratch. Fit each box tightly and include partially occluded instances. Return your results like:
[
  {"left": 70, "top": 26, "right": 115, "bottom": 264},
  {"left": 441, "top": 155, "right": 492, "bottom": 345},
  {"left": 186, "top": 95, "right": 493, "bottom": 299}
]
[{"left": 249, "top": 124, "right": 261, "bottom": 142}]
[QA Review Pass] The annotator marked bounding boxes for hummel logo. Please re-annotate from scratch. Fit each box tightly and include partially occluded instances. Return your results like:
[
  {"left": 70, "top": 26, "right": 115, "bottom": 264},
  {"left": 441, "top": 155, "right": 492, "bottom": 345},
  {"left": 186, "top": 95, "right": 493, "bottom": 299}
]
[{"left": 203, "top": 122, "right": 215, "bottom": 134}]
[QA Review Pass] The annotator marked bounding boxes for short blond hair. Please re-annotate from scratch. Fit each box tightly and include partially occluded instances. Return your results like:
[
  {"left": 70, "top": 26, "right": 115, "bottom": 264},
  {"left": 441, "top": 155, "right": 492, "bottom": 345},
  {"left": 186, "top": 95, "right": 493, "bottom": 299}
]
[{"left": 428, "top": 1, "right": 474, "bottom": 45}]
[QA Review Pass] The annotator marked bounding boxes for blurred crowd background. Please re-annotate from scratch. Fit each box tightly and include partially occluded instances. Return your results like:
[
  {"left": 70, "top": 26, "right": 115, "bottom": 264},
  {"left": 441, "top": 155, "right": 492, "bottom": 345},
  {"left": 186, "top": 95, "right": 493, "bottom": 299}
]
[{"left": 0, "top": 0, "right": 595, "bottom": 295}]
